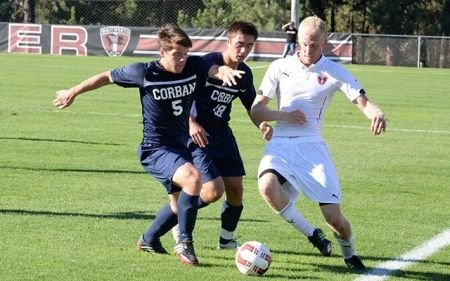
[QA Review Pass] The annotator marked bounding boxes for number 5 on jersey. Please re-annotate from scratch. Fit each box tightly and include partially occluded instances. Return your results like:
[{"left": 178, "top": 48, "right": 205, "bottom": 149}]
[{"left": 172, "top": 99, "right": 183, "bottom": 116}]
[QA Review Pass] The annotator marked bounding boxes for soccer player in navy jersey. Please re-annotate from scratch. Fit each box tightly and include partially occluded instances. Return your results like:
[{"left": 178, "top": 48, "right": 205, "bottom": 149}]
[
  {"left": 171, "top": 21, "right": 272, "bottom": 249},
  {"left": 53, "top": 23, "right": 244, "bottom": 266}
]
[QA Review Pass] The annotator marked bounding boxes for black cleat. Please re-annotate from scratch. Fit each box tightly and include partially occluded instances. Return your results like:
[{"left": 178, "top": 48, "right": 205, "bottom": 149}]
[
  {"left": 308, "top": 228, "right": 332, "bottom": 256},
  {"left": 136, "top": 235, "right": 168, "bottom": 254},
  {"left": 344, "top": 255, "right": 366, "bottom": 270},
  {"left": 174, "top": 239, "right": 199, "bottom": 266}
]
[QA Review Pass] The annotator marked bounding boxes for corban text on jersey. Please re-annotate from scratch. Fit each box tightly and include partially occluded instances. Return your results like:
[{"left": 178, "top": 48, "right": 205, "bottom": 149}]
[{"left": 152, "top": 82, "right": 196, "bottom": 100}]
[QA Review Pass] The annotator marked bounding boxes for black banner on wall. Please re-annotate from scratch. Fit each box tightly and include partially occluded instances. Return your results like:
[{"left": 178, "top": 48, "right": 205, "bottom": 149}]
[{"left": 0, "top": 22, "right": 352, "bottom": 62}]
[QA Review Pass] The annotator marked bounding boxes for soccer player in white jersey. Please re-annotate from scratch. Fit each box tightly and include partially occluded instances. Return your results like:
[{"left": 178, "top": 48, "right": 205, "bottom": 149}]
[
  {"left": 251, "top": 16, "right": 386, "bottom": 271},
  {"left": 53, "top": 23, "right": 243, "bottom": 266}
]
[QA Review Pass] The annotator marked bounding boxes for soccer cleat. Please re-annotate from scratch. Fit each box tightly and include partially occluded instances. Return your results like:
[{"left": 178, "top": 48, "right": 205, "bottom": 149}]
[
  {"left": 218, "top": 237, "right": 240, "bottom": 250},
  {"left": 174, "top": 239, "right": 199, "bottom": 266},
  {"left": 308, "top": 228, "right": 332, "bottom": 256},
  {"left": 171, "top": 224, "right": 180, "bottom": 243},
  {"left": 344, "top": 255, "right": 366, "bottom": 270},
  {"left": 136, "top": 235, "right": 168, "bottom": 254}
]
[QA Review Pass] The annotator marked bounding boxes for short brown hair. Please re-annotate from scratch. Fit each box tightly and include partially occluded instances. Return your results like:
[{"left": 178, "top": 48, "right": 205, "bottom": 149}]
[
  {"left": 227, "top": 21, "right": 258, "bottom": 41},
  {"left": 158, "top": 23, "right": 192, "bottom": 51}
]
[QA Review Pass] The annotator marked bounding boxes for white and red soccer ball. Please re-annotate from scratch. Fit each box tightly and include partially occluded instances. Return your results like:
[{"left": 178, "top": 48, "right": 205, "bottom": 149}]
[{"left": 235, "top": 241, "right": 272, "bottom": 276}]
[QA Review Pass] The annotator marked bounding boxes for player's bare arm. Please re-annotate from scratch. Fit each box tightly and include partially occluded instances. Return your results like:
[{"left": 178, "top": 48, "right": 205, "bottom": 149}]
[
  {"left": 247, "top": 110, "right": 273, "bottom": 141},
  {"left": 353, "top": 94, "right": 386, "bottom": 135},
  {"left": 189, "top": 116, "right": 209, "bottom": 148},
  {"left": 53, "top": 71, "right": 113, "bottom": 109},
  {"left": 251, "top": 92, "right": 307, "bottom": 125},
  {"left": 208, "top": 65, "right": 245, "bottom": 86}
]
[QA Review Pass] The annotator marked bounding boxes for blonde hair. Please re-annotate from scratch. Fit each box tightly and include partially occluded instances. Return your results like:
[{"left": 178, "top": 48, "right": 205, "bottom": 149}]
[{"left": 298, "top": 16, "right": 327, "bottom": 38}]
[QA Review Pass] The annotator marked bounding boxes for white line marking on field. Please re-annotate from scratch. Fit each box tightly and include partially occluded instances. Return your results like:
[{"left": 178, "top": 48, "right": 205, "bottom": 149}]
[
  {"left": 325, "top": 124, "right": 450, "bottom": 135},
  {"left": 349, "top": 67, "right": 450, "bottom": 76},
  {"left": 230, "top": 119, "right": 450, "bottom": 135},
  {"left": 354, "top": 229, "right": 450, "bottom": 281}
]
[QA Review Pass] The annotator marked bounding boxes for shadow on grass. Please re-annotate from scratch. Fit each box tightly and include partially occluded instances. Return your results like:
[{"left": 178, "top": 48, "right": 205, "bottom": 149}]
[
  {"left": 0, "top": 209, "right": 268, "bottom": 223},
  {"left": 271, "top": 249, "right": 450, "bottom": 280},
  {"left": 0, "top": 209, "right": 155, "bottom": 220},
  {"left": 0, "top": 165, "right": 145, "bottom": 174},
  {"left": 321, "top": 263, "right": 450, "bottom": 281},
  {"left": 0, "top": 136, "right": 122, "bottom": 146}
]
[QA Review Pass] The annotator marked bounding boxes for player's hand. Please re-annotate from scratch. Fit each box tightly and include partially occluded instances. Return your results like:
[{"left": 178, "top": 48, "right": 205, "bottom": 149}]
[
  {"left": 221, "top": 68, "right": 245, "bottom": 86},
  {"left": 53, "top": 89, "right": 75, "bottom": 109},
  {"left": 259, "top": 121, "right": 273, "bottom": 141},
  {"left": 189, "top": 119, "right": 209, "bottom": 147},
  {"left": 281, "top": 110, "right": 307, "bottom": 124},
  {"left": 371, "top": 114, "right": 386, "bottom": 135}
]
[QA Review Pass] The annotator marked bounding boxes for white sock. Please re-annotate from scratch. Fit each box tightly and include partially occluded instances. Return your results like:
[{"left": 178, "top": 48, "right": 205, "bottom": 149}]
[
  {"left": 219, "top": 228, "right": 233, "bottom": 240},
  {"left": 335, "top": 233, "right": 356, "bottom": 259},
  {"left": 277, "top": 201, "right": 315, "bottom": 237}
]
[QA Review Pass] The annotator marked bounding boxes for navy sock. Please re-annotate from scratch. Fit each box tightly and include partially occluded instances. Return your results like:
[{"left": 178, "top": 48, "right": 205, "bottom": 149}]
[
  {"left": 221, "top": 201, "right": 243, "bottom": 233},
  {"left": 197, "top": 196, "right": 210, "bottom": 209},
  {"left": 177, "top": 191, "right": 199, "bottom": 242},
  {"left": 143, "top": 204, "right": 177, "bottom": 243}
]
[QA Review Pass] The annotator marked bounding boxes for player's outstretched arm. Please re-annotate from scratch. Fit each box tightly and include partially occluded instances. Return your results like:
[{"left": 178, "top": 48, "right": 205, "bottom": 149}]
[
  {"left": 53, "top": 71, "right": 113, "bottom": 109},
  {"left": 246, "top": 109, "right": 273, "bottom": 141},
  {"left": 353, "top": 94, "right": 386, "bottom": 135},
  {"left": 208, "top": 65, "right": 245, "bottom": 86},
  {"left": 251, "top": 92, "right": 307, "bottom": 125}
]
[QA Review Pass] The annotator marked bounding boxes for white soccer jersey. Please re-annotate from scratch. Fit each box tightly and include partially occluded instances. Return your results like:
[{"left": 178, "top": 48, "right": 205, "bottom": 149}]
[{"left": 259, "top": 54, "right": 363, "bottom": 137}]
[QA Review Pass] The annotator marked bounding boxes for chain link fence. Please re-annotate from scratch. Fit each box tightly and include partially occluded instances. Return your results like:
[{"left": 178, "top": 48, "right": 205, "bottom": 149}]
[
  {"left": 352, "top": 34, "right": 450, "bottom": 68},
  {"left": 3, "top": 0, "right": 290, "bottom": 31}
]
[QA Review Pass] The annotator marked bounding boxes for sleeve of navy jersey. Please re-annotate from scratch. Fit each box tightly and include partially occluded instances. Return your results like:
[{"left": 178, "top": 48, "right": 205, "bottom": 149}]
[
  {"left": 193, "top": 52, "right": 255, "bottom": 130},
  {"left": 110, "top": 62, "right": 146, "bottom": 88}
]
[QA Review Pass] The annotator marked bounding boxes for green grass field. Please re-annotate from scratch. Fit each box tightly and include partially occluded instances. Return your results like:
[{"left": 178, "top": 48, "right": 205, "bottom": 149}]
[{"left": 1, "top": 53, "right": 449, "bottom": 281}]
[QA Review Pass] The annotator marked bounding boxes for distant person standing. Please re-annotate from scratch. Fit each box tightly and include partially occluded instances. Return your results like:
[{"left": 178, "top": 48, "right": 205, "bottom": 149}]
[{"left": 281, "top": 21, "right": 298, "bottom": 58}]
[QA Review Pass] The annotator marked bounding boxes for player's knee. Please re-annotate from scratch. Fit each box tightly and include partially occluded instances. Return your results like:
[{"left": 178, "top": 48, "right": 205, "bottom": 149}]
[
  {"left": 202, "top": 186, "right": 224, "bottom": 203},
  {"left": 183, "top": 168, "right": 202, "bottom": 193},
  {"left": 226, "top": 184, "right": 243, "bottom": 199},
  {"left": 202, "top": 179, "right": 225, "bottom": 202},
  {"left": 258, "top": 182, "right": 277, "bottom": 200},
  {"left": 325, "top": 216, "right": 346, "bottom": 232}
]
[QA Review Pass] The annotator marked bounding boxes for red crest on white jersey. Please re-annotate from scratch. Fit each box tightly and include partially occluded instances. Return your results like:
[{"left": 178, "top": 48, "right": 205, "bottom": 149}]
[{"left": 317, "top": 75, "right": 328, "bottom": 85}]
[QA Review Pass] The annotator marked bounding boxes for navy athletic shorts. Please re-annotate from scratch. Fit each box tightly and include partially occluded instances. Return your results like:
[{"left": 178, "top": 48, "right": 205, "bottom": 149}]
[
  {"left": 188, "top": 126, "right": 245, "bottom": 183},
  {"left": 138, "top": 143, "right": 193, "bottom": 194}
]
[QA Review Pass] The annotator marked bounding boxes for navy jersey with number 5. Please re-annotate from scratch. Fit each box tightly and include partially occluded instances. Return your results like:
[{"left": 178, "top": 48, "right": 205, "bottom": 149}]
[
  {"left": 110, "top": 56, "right": 211, "bottom": 146},
  {"left": 192, "top": 52, "right": 256, "bottom": 130}
]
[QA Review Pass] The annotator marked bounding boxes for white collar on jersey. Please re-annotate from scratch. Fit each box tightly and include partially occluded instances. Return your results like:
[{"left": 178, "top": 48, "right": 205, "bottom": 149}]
[{"left": 295, "top": 53, "right": 326, "bottom": 71}]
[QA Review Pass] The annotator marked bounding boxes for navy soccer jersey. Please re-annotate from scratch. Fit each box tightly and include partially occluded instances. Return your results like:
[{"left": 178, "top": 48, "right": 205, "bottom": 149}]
[
  {"left": 189, "top": 52, "right": 256, "bottom": 181},
  {"left": 110, "top": 56, "right": 212, "bottom": 147},
  {"left": 192, "top": 52, "right": 256, "bottom": 130}
]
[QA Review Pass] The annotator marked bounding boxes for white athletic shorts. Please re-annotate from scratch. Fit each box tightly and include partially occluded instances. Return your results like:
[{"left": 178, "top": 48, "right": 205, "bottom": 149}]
[{"left": 258, "top": 136, "right": 342, "bottom": 204}]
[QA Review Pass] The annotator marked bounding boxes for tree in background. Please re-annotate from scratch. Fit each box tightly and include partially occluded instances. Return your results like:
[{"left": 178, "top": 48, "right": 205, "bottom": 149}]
[
  {"left": 0, "top": 0, "right": 449, "bottom": 36},
  {"left": 178, "top": 0, "right": 286, "bottom": 30}
]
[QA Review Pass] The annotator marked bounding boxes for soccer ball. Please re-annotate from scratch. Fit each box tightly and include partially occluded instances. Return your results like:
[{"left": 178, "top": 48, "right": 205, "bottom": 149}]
[{"left": 235, "top": 241, "right": 272, "bottom": 276}]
